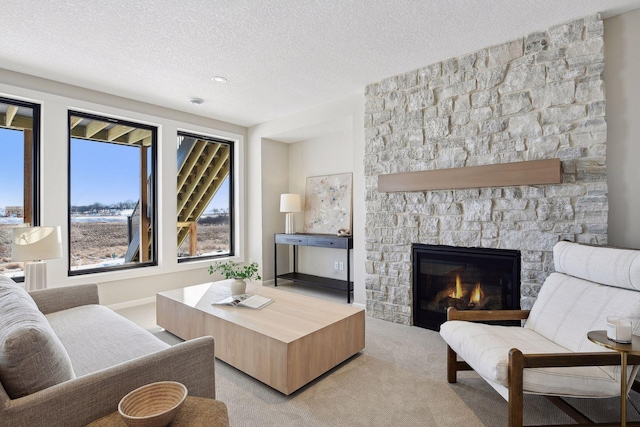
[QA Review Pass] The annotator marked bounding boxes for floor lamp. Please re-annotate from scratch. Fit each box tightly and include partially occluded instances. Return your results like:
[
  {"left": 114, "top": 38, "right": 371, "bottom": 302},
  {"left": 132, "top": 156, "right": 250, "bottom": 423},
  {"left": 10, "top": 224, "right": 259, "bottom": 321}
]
[
  {"left": 12, "top": 226, "right": 63, "bottom": 291},
  {"left": 280, "top": 194, "right": 301, "bottom": 234}
]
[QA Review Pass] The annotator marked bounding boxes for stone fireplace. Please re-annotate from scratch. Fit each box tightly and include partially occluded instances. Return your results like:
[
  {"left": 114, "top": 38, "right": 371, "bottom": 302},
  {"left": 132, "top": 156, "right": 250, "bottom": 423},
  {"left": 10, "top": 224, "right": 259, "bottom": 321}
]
[
  {"left": 364, "top": 14, "right": 608, "bottom": 325},
  {"left": 412, "top": 244, "right": 520, "bottom": 330}
]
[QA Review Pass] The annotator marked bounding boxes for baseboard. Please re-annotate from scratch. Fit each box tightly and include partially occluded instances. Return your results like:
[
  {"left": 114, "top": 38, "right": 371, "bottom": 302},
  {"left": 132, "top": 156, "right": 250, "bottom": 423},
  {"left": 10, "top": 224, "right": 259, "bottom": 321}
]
[
  {"left": 107, "top": 296, "right": 156, "bottom": 311},
  {"left": 353, "top": 302, "right": 366, "bottom": 310}
]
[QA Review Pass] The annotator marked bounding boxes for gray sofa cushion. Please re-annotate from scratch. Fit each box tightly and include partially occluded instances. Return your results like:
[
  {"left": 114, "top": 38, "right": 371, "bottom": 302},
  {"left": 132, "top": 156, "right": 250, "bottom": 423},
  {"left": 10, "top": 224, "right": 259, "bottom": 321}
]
[
  {"left": 0, "top": 275, "right": 76, "bottom": 398},
  {"left": 46, "top": 305, "right": 169, "bottom": 376}
]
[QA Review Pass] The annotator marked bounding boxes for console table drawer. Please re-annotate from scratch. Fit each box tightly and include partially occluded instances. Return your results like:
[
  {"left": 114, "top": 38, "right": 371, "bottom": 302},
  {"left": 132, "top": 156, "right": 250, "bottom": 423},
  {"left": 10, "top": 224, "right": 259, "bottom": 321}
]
[
  {"left": 307, "top": 236, "right": 348, "bottom": 249},
  {"left": 275, "top": 235, "right": 308, "bottom": 245}
]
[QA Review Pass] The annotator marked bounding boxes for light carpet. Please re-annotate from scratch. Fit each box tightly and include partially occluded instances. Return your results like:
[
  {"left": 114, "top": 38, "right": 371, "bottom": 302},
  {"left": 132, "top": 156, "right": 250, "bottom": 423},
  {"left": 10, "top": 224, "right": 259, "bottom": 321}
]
[{"left": 116, "top": 282, "right": 640, "bottom": 426}]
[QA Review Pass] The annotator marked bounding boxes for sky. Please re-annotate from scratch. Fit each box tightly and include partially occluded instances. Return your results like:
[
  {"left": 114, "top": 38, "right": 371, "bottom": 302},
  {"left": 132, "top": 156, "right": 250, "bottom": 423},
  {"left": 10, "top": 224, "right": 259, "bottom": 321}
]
[
  {"left": 0, "top": 128, "right": 24, "bottom": 208},
  {"left": 0, "top": 128, "right": 230, "bottom": 213}
]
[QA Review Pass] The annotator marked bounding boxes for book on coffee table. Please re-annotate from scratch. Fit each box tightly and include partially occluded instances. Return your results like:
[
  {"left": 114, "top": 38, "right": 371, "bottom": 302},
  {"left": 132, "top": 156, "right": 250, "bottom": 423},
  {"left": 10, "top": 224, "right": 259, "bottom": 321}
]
[{"left": 213, "top": 294, "right": 274, "bottom": 309}]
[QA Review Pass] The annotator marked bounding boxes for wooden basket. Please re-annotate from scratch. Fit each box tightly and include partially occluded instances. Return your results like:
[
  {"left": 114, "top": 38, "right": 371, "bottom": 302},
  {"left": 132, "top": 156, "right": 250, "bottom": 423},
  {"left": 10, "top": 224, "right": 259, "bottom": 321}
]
[{"left": 118, "top": 381, "right": 188, "bottom": 427}]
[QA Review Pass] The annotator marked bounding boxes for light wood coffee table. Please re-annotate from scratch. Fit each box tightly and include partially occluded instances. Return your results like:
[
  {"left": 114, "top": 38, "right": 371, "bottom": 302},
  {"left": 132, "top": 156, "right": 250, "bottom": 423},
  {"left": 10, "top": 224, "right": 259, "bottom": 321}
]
[{"left": 156, "top": 280, "right": 365, "bottom": 395}]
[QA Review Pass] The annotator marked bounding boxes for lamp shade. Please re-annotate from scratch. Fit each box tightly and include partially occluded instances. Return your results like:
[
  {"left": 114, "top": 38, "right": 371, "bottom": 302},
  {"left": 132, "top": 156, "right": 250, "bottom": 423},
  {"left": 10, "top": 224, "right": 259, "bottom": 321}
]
[
  {"left": 280, "top": 194, "right": 301, "bottom": 213},
  {"left": 12, "top": 226, "right": 63, "bottom": 262}
]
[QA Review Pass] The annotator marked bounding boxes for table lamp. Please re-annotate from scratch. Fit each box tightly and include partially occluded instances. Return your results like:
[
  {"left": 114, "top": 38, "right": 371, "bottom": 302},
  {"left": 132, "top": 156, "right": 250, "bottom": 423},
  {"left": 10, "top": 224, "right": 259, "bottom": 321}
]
[
  {"left": 280, "top": 194, "right": 301, "bottom": 234},
  {"left": 12, "top": 226, "right": 63, "bottom": 291}
]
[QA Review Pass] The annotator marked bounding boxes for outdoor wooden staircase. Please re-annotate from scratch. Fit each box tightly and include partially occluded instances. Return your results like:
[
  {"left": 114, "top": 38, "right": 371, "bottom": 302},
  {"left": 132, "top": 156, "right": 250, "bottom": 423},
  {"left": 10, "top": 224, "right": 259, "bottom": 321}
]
[
  {"left": 124, "top": 136, "right": 230, "bottom": 262},
  {"left": 176, "top": 136, "right": 230, "bottom": 254}
]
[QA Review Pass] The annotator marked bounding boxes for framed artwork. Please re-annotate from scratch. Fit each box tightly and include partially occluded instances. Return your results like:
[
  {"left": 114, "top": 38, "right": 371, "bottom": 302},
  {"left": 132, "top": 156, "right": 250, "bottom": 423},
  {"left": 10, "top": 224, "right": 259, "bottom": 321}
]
[{"left": 303, "top": 172, "right": 353, "bottom": 234}]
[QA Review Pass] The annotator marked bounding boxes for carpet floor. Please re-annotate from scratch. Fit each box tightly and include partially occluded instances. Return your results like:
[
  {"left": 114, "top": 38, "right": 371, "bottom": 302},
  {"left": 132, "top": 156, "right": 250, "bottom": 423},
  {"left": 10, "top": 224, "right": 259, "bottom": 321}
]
[{"left": 116, "top": 282, "right": 640, "bottom": 426}]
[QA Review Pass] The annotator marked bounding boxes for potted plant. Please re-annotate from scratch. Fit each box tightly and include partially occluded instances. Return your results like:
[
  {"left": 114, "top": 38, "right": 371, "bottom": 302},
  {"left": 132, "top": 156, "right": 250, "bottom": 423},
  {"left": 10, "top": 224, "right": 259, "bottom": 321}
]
[{"left": 208, "top": 260, "right": 261, "bottom": 295}]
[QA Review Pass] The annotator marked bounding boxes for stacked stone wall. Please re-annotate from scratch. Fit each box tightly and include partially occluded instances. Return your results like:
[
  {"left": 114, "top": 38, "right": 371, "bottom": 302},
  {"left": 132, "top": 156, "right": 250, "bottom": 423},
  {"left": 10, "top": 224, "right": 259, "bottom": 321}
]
[{"left": 364, "top": 15, "right": 607, "bottom": 325}]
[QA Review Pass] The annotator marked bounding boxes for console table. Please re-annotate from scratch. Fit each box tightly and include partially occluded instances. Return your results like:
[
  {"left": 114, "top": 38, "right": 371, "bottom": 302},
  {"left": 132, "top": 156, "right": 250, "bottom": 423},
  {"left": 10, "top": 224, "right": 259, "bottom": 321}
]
[{"left": 274, "top": 233, "right": 353, "bottom": 303}]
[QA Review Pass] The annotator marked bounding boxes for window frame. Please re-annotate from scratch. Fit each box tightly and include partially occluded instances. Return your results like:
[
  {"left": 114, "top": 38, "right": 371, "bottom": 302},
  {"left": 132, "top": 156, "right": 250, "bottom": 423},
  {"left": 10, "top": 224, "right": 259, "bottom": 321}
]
[
  {"left": 0, "top": 96, "right": 41, "bottom": 282},
  {"left": 0, "top": 96, "right": 41, "bottom": 226},
  {"left": 177, "top": 130, "right": 235, "bottom": 263},
  {"left": 67, "top": 110, "right": 158, "bottom": 276}
]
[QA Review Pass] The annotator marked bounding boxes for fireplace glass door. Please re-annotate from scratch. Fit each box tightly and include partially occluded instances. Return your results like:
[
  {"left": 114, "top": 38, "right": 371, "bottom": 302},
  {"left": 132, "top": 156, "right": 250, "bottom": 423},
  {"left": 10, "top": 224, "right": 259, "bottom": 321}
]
[{"left": 412, "top": 244, "right": 520, "bottom": 330}]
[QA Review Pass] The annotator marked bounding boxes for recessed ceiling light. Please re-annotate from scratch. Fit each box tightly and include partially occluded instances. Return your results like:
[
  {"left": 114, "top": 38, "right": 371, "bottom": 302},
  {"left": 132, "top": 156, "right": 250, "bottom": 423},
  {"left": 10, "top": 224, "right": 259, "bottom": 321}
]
[
  {"left": 189, "top": 97, "right": 204, "bottom": 106},
  {"left": 211, "top": 76, "right": 227, "bottom": 83}
]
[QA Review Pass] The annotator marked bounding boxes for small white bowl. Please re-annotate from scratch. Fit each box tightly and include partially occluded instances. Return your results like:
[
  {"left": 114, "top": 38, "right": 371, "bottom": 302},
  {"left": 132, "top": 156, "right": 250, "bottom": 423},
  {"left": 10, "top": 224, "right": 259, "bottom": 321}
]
[{"left": 118, "top": 381, "right": 188, "bottom": 427}]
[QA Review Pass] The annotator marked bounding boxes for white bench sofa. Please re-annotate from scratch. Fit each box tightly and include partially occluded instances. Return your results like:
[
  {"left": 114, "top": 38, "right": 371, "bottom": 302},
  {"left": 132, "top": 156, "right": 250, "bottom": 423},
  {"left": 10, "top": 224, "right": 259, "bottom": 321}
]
[
  {"left": 440, "top": 241, "right": 640, "bottom": 427},
  {"left": 0, "top": 274, "right": 227, "bottom": 427}
]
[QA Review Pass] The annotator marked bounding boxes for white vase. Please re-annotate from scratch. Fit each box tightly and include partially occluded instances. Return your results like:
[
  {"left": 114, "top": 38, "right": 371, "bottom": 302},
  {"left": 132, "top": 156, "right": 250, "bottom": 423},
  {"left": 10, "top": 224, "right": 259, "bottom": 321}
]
[{"left": 230, "top": 278, "right": 247, "bottom": 296}]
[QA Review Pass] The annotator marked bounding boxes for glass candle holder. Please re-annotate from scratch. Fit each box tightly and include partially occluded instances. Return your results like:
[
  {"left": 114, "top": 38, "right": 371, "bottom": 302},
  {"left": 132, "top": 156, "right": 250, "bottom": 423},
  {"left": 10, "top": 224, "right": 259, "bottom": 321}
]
[{"left": 606, "top": 316, "right": 633, "bottom": 343}]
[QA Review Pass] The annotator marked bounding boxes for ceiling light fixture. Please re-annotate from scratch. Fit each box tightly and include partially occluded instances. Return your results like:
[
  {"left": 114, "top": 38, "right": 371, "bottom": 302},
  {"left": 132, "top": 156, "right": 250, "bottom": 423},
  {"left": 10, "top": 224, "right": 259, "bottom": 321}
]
[
  {"left": 189, "top": 97, "right": 204, "bottom": 106},
  {"left": 211, "top": 76, "right": 227, "bottom": 83}
]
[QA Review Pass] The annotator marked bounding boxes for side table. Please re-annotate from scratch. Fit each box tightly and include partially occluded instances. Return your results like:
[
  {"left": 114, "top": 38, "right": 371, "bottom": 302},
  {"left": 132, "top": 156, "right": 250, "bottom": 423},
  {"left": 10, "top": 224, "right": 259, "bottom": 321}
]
[
  {"left": 587, "top": 330, "right": 640, "bottom": 427},
  {"left": 85, "top": 396, "right": 229, "bottom": 427}
]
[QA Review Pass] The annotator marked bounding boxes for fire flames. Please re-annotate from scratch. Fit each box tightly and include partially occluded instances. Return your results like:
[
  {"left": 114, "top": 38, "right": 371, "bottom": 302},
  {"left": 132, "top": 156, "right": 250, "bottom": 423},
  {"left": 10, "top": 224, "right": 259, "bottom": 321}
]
[
  {"left": 449, "top": 275, "right": 483, "bottom": 306},
  {"left": 450, "top": 275, "right": 463, "bottom": 299},
  {"left": 470, "top": 282, "right": 482, "bottom": 304}
]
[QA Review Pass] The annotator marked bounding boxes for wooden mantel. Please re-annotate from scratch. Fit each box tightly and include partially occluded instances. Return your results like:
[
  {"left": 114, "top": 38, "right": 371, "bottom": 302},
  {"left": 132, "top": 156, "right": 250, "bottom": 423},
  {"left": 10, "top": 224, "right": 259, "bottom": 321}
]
[{"left": 377, "top": 158, "right": 562, "bottom": 193}]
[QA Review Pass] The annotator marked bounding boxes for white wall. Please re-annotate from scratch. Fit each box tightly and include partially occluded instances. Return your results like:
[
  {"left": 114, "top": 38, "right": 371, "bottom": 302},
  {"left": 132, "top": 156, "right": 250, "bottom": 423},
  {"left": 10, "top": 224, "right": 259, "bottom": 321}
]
[
  {"left": 0, "top": 68, "right": 249, "bottom": 305},
  {"left": 261, "top": 138, "right": 290, "bottom": 279},
  {"left": 289, "top": 131, "right": 353, "bottom": 280},
  {"left": 604, "top": 10, "right": 640, "bottom": 249},
  {"left": 248, "top": 93, "right": 366, "bottom": 305}
]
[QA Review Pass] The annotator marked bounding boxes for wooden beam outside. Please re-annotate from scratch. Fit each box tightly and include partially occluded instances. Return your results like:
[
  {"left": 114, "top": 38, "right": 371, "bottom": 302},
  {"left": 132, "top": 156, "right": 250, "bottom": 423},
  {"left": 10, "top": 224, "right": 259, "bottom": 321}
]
[
  {"left": 71, "top": 124, "right": 151, "bottom": 148},
  {"left": 182, "top": 149, "right": 229, "bottom": 220},
  {"left": 193, "top": 155, "right": 229, "bottom": 218},
  {"left": 378, "top": 158, "right": 562, "bottom": 192},
  {"left": 0, "top": 113, "right": 33, "bottom": 130},
  {"left": 85, "top": 120, "right": 109, "bottom": 138},
  {"left": 177, "top": 140, "right": 207, "bottom": 190},
  {"left": 177, "top": 143, "right": 221, "bottom": 213},
  {"left": 127, "top": 129, "right": 152, "bottom": 145},
  {"left": 5, "top": 106, "right": 18, "bottom": 127},
  {"left": 107, "top": 125, "right": 133, "bottom": 141},
  {"left": 70, "top": 116, "right": 83, "bottom": 129},
  {"left": 189, "top": 222, "right": 197, "bottom": 256},
  {"left": 182, "top": 160, "right": 229, "bottom": 222}
]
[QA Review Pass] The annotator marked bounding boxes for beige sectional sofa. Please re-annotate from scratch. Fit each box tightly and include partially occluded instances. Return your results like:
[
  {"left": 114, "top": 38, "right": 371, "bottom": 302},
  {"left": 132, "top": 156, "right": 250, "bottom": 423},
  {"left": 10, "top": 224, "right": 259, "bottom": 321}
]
[{"left": 0, "top": 274, "right": 224, "bottom": 427}]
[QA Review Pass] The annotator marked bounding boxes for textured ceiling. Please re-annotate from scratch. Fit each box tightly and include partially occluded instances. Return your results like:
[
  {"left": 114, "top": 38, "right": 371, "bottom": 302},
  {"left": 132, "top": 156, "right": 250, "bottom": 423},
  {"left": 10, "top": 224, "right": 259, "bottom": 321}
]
[{"left": 1, "top": 0, "right": 639, "bottom": 128}]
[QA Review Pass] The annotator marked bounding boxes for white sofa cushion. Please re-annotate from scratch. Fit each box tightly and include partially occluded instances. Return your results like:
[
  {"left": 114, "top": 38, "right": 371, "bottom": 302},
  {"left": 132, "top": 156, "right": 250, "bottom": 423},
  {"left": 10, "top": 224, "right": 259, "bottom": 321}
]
[
  {"left": 0, "top": 275, "right": 76, "bottom": 398},
  {"left": 46, "top": 305, "right": 169, "bottom": 377},
  {"left": 554, "top": 240, "right": 640, "bottom": 291},
  {"left": 440, "top": 320, "right": 623, "bottom": 397}
]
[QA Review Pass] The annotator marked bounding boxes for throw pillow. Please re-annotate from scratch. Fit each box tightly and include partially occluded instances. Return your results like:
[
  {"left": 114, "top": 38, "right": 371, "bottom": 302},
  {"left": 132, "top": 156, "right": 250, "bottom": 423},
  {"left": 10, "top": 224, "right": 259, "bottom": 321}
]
[{"left": 0, "top": 274, "right": 76, "bottom": 399}]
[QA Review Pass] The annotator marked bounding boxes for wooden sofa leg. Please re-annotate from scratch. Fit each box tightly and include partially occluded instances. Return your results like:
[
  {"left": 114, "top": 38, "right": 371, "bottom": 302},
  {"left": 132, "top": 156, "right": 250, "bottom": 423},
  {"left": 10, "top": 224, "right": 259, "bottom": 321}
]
[
  {"left": 447, "top": 345, "right": 458, "bottom": 383},
  {"left": 508, "top": 349, "right": 524, "bottom": 427}
]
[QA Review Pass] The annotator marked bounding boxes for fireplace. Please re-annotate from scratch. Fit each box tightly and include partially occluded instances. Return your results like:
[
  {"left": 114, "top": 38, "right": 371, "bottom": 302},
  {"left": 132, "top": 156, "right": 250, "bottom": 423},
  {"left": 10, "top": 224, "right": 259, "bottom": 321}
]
[{"left": 412, "top": 244, "right": 521, "bottom": 331}]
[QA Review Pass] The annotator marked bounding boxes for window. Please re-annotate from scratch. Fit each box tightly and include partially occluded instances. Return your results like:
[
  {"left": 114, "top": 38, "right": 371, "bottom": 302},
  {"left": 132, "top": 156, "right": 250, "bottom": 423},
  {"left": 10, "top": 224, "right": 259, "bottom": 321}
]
[
  {"left": 0, "top": 97, "right": 40, "bottom": 279},
  {"left": 177, "top": 132, "right": 233, "bottom": 261},
  {"left": 68, "top": 112, "right": 157, "bottom": 274}
]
